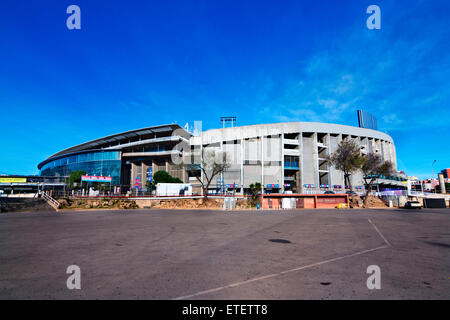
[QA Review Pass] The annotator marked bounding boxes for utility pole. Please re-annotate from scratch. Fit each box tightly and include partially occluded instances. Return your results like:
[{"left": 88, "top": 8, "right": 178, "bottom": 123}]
[{"left": 432, "top": 160, "right": 436, "bottom": 193}]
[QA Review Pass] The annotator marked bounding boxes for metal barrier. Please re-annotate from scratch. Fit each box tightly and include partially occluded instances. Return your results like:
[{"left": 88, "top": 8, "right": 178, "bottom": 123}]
[
  {"left": 223, "top": 197, "right": 237, "bottom": 210},
  {"left": 40, "top": 192, "right": 60, "bottom": 211}
]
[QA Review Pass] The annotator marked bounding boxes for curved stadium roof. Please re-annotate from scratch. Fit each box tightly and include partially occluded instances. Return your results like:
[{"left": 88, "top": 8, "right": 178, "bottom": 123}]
[{"left": 38, "top": 124, "right": 189, "bottom": 169}]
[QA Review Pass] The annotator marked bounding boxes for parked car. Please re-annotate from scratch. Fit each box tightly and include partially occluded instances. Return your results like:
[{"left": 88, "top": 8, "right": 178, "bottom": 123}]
[
  {"left": 345, "top": 191, "right": 357, "bottom": 195},
  {"left": 404, "top": 201, "right": 421, "bottom": 209},
  {"left": 324, "top": 190, "right": 335, "bottom": 194}
]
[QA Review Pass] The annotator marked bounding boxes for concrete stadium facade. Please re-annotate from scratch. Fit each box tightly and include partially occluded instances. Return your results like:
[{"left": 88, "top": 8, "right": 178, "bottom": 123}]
[
  {"left": 38, "top": 121, "right": 400, "bottom": 194},
  {"left": 192, "top": 122, "right": 398, "bottom": 194}
]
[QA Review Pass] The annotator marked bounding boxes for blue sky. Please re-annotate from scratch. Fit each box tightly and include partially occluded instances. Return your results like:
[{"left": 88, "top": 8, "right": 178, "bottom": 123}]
[{"left": 0, "top": 0, "right": 449, "bottom": 178}]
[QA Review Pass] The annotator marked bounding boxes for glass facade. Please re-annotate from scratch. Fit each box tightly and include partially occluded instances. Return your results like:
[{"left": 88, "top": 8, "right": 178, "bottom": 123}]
[{"left": 40, "top": 151, "right": 121, "bottom": 185}]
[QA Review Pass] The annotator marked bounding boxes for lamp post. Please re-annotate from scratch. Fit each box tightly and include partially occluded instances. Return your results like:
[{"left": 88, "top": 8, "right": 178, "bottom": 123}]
[{"left": 432, "top": 160, "right": 436, "bottom": 193}]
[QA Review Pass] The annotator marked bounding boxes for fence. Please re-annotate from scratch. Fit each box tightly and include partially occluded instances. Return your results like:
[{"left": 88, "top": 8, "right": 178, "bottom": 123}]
[
  {"left": 40, "top": 192, "right": 60, "bottom": 210},
  {"left": 223, "top": 197, "right": 237, "bottom": 210},
  {"left": 302, "top": 188, "right": 365, "bottom": 196}
]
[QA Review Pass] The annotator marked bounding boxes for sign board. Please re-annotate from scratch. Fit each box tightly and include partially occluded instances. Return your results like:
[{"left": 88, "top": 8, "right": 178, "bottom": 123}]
[
  {"left": 0, "top": 177, "right": 27, "bottom": 183},
  {"left": 156, "top": 183, "right": 193, "bottom": 196},
  {"left": 81, "top": 175, "right": 112, "bottom": 183},
  {"left": 135, "top": 177, "right": 140, "bottom": 187},
  {"left": 147, "top": 167, "right": 153, "bottom": 182}
]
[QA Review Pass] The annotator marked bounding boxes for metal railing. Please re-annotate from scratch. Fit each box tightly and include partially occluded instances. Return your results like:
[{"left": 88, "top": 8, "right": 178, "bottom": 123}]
[{"left": 40, "top": 192, "right": 60, "bottom": 210}]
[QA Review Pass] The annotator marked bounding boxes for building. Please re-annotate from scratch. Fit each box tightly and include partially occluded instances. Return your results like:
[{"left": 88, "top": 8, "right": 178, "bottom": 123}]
[
  {"left": 440, "top": 168, "right": 450, "bottom": 179},
  {"left": 0, "top": 175, "right": 66, "bottom": 194},
  {"left": 38, "top": 121, "right": 403, "bottom": 194},
  {"left": 38, "top": 124, "right": 189, "bottom": 189}
]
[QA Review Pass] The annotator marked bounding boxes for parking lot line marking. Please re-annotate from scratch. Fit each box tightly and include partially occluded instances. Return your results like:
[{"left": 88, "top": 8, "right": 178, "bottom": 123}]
[
  {"left": 368, "top": 218, "right": 392, "bottom": 247},
  {"left": 172, "top": 244, "right": 389, "bottom": 300}
]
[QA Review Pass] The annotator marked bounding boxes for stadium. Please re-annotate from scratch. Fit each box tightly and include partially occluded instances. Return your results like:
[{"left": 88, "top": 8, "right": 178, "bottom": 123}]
[{"left": 37, "top": 118, "right": 406, "bottom": 195}]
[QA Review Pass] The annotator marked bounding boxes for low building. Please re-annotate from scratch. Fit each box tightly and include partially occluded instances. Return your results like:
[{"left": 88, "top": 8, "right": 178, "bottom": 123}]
[
  {"left": 441, "top": 168, "right": 450, "bottom": 179},
  {"left": 0, "top": 175, "right": 66, "bottom": 195}
]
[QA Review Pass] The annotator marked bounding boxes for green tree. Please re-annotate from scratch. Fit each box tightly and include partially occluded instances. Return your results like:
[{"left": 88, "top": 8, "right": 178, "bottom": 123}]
[
  {"left": 361, "top": 153, "right": 393, "bottom": 207},
  {"left": 146, "top": 180, "right": 155, "bottom": 192},
  {"left": 153, "top": 171, "right": 172, "bottom": 183},
  {"left": 328, "top": 139, "right": 364, "bottom": 198},
  {"left": 68, "top": 170, "right": 86, "bottom": 189},
  {"left": 153, "top": 171, "right": 183, "bottom": 184},
  {"left": 249, "top": 182, "right": 262, "bottom": 207},
  {"left": 146, "top": 171, "right": 183, "bottom": 194}
]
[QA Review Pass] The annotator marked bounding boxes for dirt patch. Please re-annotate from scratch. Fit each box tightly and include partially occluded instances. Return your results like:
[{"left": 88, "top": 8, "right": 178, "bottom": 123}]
[
  {"left": 58, "top": 197, "right": 252, "bottom": 211},
  {"left": 151, "top": 198, "right": 223, "bottom": 209},
  {"left": 362, "top": 195, "right": 389, "bottom": 208},
  {"left": 349, "top": 196, "right": 363, "bottom": 208},
  {"left": 58, "top": 198, "right": 138, "bottom": 210},
  {"left": 348, "top": 195, "right": 388, "bottom": 208},
  {"left": 137, "top": 198, "right": 252, "bottom": 210}
]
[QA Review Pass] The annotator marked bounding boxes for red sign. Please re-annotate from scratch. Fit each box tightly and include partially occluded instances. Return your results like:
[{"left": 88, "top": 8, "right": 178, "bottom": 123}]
[{"left": 81, "top": 175, "right": 112, "bottom": 182}]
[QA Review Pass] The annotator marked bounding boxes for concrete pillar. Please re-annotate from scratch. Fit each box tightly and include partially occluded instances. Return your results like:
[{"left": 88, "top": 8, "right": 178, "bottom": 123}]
[
  {"left": 299, "top": 132, "right": 304, "bottom": 193},
  {"left": 261, "top": 136, "right": 264, "bottom": 192},
  {"left": 439, "top": 173, "right": 446, "bottom": 194},
  {"left": 142, "top": 161, "right": 151, "bottom": 189},
  {"left": 337, "top": 134, "right": 345, "bottom": 188},
  {"left": 240, "top": 139, "right": 244, "bottom": 194},
  {"left": 281, "top": 133, "right": 285, "bottom": 192},
  {"left": 152, "top": 160, "right": 156, "bottom": 180},
  {"left": 182, "top": 163, "right": 187, "bottom": 183},
  {"left": 141, "top": 161, "right": 145, "bottom": 189},
  {"left": 326, "top": 133, "right": 331, "bottom": 186},
  {"left": 200, "top": 142, "right": 204, "bottom": 196},
  {"left": 220, "top": 141, "right": 224, "bottom": 191},
  {"left": 312, "top": 132, "right": 319, "bottom": 189},
  {"left": 131, "top": 162, "right": 139, "bottom": 191},
  {"left": 131, "top": 162, "right": 136, "bottom": 184}
]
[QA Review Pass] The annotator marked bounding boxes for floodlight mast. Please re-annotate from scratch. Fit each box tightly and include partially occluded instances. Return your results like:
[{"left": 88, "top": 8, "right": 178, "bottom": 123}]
[{"left": 220, "top": 116, "right": 236, "bottom": 128}]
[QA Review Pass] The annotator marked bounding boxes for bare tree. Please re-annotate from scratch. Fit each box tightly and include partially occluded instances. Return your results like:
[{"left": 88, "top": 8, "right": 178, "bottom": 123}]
[
  {"left": 186, "top": 149, "right": 231, "bottom": 200},
  {"left": 328, "top": 139, "right": 363, "bottom": 198},
  {"left": 361, "top": 153, "right": 393, "bottom": 207}
]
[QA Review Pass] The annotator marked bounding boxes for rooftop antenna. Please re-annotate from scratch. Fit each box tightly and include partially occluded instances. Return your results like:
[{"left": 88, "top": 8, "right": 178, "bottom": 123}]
[{"left": 220, "top": 116, "right": 236, "bottom": 128}]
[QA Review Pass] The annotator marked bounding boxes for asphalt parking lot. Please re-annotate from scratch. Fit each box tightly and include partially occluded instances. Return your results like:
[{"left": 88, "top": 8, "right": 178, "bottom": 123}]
[{"left": 0, "top": 208, "right": 449, "bottom": 299}]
